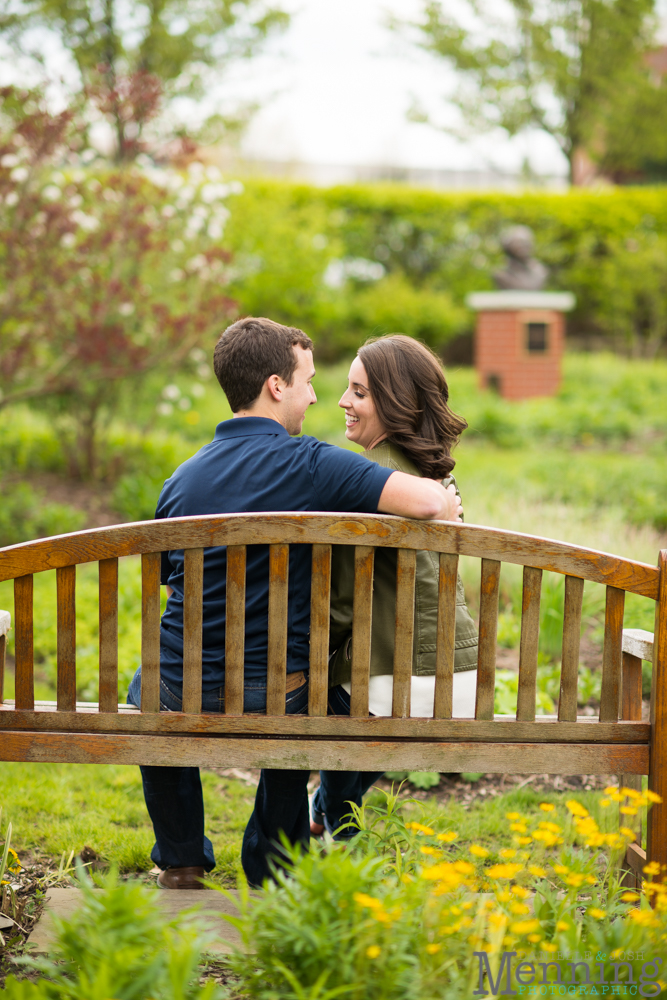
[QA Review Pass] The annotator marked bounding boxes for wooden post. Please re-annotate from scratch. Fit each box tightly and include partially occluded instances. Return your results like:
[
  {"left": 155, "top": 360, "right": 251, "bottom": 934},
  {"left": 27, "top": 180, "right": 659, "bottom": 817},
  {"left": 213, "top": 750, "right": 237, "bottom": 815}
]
[
  {"left": 0, "top": 609, "right": 9, "bottom": 705},
  {"left": 647, "top": 550, "right": 667, "bottom": 875}
]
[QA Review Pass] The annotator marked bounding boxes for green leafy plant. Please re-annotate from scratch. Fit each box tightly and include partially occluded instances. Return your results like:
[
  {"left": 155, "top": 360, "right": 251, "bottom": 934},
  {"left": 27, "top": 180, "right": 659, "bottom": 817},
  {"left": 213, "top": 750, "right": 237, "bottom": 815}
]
[{"left": 4, "top": 865, "right": 222, "bottom": 1000}]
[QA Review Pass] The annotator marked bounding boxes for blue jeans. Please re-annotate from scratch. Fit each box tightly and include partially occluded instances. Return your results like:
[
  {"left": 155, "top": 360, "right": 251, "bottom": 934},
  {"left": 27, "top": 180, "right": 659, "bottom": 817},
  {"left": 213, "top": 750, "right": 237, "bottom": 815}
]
[
  {"left": 127, "top": 667, "right": 310, "bottom": 887},
  {"left": 311, "top": 684, "right": 384, "bottom": 840}
]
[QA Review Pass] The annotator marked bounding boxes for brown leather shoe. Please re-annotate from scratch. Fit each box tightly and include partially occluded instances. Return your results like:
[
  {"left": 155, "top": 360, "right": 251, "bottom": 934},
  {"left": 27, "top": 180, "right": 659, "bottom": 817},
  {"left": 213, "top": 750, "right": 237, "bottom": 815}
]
[
  {"left": 310, "top": 820, "right": 325, "bottom": 836},
  {"left": 157, "top": 866, "right": 205, "bottom": 890}
]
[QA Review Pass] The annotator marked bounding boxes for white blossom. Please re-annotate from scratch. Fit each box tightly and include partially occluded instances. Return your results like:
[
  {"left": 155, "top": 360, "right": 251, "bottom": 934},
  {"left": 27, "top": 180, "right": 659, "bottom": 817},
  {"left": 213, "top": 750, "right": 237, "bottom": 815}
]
[
  {"left": 61, "top": 232, "right": 77, "bottom": 248},
  {"left": 0, "top": 154, "right": 20, "bottom": 168},
  {"left": 5, "top": 191, "right": 19, "bottom": 206},
  {"left": 191, "top": 383, "right": 206, "bottom": 398},
  {"left": 42, "top": 185, "right": 61, "bottom": 201},
  {"left": 177, "top": 396, "right": 192, "bottom": 410},
  {"left": 10, "top": 166, "right": 29, "bottom": 182},
  {"left": 156, "top": 402, "right": 173, "bottom": 416},
  {"left": 118, "top": 302, "right": 135, "bottom": 316},
  {"left": 162, "top": 384, "right": 181, "bottom": 400}
]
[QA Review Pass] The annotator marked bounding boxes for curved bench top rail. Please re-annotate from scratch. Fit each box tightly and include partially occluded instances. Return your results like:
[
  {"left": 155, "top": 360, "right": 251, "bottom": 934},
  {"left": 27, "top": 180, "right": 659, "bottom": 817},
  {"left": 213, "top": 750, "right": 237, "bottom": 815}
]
[{"left": 0, "top": 513, "right": 659, "bottom": 599}]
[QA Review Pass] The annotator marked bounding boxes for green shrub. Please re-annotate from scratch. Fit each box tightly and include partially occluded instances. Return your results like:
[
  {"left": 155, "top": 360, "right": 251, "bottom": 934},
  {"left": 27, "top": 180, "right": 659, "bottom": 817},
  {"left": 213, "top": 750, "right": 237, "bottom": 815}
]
[
  {"left": 223, "top": 788, "right": 665, "bottom": 1000},
  {"left": 0, "top": 483, "right": 85, "bottom": 547},
  {"left": 223, "top": 180, "right": 667, "bottom": 356},
  {"left": 4, "top": 866, "right": 222, "bottom": 999}
]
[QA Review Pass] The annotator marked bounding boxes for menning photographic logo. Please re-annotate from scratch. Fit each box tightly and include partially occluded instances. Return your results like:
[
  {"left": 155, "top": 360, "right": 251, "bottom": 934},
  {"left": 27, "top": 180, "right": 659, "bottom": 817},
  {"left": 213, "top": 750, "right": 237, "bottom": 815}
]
[{"left": 473, "top": 951, "right": 663, "bottom": 997}]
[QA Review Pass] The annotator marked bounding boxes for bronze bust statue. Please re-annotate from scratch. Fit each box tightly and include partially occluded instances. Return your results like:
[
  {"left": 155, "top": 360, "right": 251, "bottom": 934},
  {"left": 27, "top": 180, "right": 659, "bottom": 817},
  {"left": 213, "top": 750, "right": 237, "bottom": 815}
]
[{"left": 493, "top": 226, "right": 548, "bottom": 291}]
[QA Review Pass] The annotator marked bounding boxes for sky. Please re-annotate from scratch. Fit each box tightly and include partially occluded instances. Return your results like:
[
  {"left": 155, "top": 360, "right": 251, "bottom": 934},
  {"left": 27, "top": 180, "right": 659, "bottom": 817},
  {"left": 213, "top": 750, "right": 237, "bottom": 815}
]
[{"left": 224, "top": 0, "right": 568, "bottom": 177}]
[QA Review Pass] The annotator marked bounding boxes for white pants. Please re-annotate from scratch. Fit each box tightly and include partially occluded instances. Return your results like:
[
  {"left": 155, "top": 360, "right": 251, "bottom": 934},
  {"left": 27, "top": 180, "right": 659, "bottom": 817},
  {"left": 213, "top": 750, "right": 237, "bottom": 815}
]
[{"left": 342, "top": 669, "right": 477, "bottom": 718}]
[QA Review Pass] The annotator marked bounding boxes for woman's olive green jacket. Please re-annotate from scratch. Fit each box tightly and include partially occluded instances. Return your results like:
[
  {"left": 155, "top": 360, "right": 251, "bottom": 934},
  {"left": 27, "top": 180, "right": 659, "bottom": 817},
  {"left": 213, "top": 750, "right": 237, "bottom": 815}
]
[{"left": 328, "top": 441, "right": 479, "bottom": 687}]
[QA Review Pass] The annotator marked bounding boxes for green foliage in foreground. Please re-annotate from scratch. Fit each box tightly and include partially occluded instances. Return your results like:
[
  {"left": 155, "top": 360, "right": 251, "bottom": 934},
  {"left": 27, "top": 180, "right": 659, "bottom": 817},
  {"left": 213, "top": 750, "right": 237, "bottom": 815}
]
[
  {"left": 222, "top": 788, "right": 662, "bottom": 1000},
  {"left": 4, "top": 866, "right": 222, "bottom": 1000}
]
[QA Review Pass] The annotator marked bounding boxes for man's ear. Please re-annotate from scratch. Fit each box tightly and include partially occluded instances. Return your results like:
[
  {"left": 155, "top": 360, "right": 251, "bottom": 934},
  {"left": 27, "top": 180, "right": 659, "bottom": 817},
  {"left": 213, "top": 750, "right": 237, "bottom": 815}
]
[{"left": 266, "top": 374, "right": 283, "bottom": 403}]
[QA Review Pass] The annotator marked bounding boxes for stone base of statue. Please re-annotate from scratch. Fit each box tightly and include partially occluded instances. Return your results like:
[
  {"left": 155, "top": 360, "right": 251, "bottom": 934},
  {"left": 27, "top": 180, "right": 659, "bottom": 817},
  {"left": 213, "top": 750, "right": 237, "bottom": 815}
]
[{"left": 466, "top": 291, "right": 575, "bottom": 401}]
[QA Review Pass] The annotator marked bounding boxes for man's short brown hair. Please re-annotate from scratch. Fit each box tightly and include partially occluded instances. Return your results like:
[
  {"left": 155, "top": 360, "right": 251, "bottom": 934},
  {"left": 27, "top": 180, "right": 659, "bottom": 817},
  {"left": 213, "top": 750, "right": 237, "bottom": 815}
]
[{"left": 213, "top": 317, "right": 314, "bottom": 413}]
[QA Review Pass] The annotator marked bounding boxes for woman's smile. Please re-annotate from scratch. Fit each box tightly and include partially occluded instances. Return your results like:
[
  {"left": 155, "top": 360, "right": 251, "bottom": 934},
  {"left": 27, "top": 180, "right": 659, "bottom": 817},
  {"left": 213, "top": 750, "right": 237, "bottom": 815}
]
[{"left": 339, "top": 356, "right": 387, "bottom": 450}]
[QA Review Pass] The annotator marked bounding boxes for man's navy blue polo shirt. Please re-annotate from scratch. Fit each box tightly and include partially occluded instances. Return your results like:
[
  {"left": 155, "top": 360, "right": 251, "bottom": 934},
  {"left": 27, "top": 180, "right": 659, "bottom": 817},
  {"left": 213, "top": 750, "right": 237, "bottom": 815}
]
[{"left": 156, "top": 416, "right": 393, "bottom": 690}]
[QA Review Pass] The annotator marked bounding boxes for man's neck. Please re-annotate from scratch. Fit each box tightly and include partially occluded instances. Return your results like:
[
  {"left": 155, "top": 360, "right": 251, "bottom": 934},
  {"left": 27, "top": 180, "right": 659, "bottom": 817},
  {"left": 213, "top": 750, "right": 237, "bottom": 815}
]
[{"left": 233, "top": 406, "right": 286, "bottom": 429}]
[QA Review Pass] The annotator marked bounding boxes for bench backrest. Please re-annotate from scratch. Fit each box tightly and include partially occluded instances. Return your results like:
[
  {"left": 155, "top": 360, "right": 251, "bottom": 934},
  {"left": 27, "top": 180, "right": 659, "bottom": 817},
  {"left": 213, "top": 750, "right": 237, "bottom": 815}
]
[{"left": 0, "top": 513, "right": 663, "bottom": 730}]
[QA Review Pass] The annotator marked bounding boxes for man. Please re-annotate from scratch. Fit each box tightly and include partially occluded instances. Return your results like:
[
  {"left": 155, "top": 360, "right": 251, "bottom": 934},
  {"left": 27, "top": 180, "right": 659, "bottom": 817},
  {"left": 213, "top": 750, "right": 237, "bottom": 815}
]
[{"left": 128, "top": 316, "right": 462, "bottom": 888}]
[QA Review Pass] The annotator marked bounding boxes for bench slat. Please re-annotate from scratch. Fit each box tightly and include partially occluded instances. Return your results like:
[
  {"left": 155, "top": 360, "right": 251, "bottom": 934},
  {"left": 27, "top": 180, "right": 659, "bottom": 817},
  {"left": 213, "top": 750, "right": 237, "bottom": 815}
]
[
  {"left": 558, "top": 575, "right": 584, "bottom": 722},
  {"left": 182, "top": 548, "right": 204, "bottom": 715},
  {"left": 600, "top": 586, "right": 625, "bottom": 723},
  {"left": 476, "top": 559, "right": 500, "bottom": 720},
  {"left": 14, "top": 575, "right": 34, "bottom": 711},
  {"left": 225, "top": 545, "right": 246, "bottom": 715},
  {"left": 433, "top": 552, "right": 458, "bottom": 720},
  {"left": 392, "top": 548, "right": 416, "bottom": 719},
  {"left": 516, "top": 566, "right": 542, "bottom": 722},
  {"left": 350, "top": 546, "right": 374, "bottom": 717},
  {"left": 0, "top": 706, "right": 650, "bottom": 742},
  {"left": 98, "top": 558, "right": 118, "bottom": 713},
  {"left": 309, "top": 544, "right": 331, "bottom": 718},
  {"left": 0, "top": 730, "right": 648, "bottom": 774},
  {"left": 56, "top": 565, "right": 76, "bottom": 712},
  {"left": 141, "top": 553, "right": 161, "bottom": 713},
  {"left": 267, "top": 544, "right": 289, "bottom": 716}
]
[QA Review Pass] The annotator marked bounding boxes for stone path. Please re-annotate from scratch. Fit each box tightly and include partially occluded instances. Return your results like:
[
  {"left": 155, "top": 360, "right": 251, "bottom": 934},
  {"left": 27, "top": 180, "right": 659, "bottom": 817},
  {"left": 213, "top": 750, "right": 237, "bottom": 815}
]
[{"left": 28, "top": 887, "right": 244, "bottom": 955}]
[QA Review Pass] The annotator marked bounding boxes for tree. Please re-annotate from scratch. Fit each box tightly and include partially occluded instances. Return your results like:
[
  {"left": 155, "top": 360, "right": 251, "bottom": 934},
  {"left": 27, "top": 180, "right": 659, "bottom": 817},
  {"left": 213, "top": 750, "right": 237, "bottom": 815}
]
[
  {"left": 0, "top": 86, "right": 237, "bottom": 477},
  {"left": 0, "top": 0, "right": 289, "bottom": 159},
  {"left": 399, "top": 0, "right": 667, "bottom": 184}
]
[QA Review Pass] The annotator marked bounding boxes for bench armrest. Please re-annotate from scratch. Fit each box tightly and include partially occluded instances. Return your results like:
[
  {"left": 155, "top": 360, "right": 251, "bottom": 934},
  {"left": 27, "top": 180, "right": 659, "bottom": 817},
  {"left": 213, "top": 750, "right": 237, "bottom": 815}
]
[{"left": 622, "top": 628, "right": 654, "bottom": 662}]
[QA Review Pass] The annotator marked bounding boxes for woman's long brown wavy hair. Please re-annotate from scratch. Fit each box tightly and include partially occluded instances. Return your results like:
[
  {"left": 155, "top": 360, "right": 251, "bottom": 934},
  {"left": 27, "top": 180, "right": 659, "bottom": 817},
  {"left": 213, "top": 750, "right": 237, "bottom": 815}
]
[{"left": 357, "top": 334, "right": 467, "bottom": 479}]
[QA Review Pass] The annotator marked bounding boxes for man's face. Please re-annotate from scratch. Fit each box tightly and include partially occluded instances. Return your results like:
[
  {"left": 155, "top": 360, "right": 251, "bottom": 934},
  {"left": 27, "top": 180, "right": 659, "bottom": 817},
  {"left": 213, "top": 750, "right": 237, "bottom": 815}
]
[{"left": 281, "top": 346, "right": 317, "bottom": 435}]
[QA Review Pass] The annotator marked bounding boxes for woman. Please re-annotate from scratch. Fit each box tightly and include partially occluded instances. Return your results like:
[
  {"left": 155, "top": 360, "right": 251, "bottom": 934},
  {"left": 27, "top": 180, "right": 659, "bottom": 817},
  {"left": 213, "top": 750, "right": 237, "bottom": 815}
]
[{"left": 311, "top": 334, "right": 478, "bottom": 838}]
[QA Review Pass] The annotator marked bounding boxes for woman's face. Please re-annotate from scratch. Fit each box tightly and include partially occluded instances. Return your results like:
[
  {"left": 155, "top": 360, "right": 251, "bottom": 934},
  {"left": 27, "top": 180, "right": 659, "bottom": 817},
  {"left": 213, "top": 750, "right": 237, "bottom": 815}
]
[{"left": 339, "top": 356, "right": 387, "bottom": 450}]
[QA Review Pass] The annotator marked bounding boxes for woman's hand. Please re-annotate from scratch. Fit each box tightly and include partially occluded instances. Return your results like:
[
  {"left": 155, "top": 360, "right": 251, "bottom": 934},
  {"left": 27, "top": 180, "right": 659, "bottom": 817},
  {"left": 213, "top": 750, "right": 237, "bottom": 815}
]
[{"left": 443, "top": 482, "right": 463, "bottom": 522}]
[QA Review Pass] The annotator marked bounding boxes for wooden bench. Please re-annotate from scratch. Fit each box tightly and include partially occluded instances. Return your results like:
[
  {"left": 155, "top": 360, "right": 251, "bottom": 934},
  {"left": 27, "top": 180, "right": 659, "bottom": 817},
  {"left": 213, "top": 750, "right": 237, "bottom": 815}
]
[{"left": 0, "top": 514, "right": 664, "bottom": 871}]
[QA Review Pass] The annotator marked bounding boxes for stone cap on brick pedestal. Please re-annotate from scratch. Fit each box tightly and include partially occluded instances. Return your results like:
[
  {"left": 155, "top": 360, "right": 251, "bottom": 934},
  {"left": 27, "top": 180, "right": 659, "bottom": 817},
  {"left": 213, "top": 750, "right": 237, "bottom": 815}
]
[{"left": 466, "top": 290, "right": 576, "bottom": 311}]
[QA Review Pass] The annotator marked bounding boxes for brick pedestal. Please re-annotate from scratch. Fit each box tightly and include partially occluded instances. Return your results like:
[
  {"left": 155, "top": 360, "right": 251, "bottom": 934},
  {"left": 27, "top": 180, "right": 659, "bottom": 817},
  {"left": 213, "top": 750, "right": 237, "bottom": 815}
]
[{"left": 466, "top": 291, "right": 575, "bottom": 401}]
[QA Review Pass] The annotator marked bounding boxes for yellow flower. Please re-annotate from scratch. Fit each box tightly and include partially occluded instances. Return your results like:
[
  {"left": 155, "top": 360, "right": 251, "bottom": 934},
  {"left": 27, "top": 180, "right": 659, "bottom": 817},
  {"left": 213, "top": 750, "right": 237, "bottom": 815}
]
[
  {"left": 436, "top": 831, "right": 458, "bottom": 843},
  {"left": 510, "top": 919, "right": 540, "bottom": 936},
  {"left": 565, "top": 799, "right": 588, "bottom": 818},
  {"left": 556, "top": 921, "right": 570, "bottom": 931},
  {"left": 420, "top": 846, "right": 439, "bottom": 856},
  {"left": 553, "top": 865, "right": 569, "bottom": 875},
  {"left": 505, "top": 812, "right": 523, "bottom": 821},
  {"left": 527, "top": 934, "right": 542, "bottom": 943},
  {"left": 538, "top": 821, "right": 562, "bottom": 833},
  {"left": 514, "top": 836, "right": 532, "bottom": 845},
  {"left": 486, "top": 864, "right": 523, "bottom": 880},
  {"left": 453, "top": 860, "right": 476, "bottom": 874},
  {"left": 539, "top": 803, "right": 555, "bottom": 812},
  {"left": 366, "top": 945, "right": 381, "bottom": 959},
  {"left": 532, "top": 830, "right": 559, "bottom": 846},
  {"left": 565, "top": 874, "right": 586, "bottom": 888},
  {"left": 499, "top": 848, "right": 517, "bottom": 860},
  {"left": 620, "top": 892, "right": 640, "bottom": 902},
  {"left": 469, "top": 844, "right": 490, "bottom": 858},
  {"left": 510, "top": 902, "right": 531, "bottom": 916},
  {"left": 585, "top": 876, "right": 597, "bottom": 885},
  {"left": 588, "top": 908, "right": 606, "bottom": 919},
  {"left": 425, "top": 943, "right": 441, "bottom": 954},
  {"left": 603, "top": 785, "right": 618, "bottom": 795},
  {"left": 354, "top": 892, "right": 383, "bottom": 910},
  {"left": 599, "top": 798, "right": 611, "bottom": 808},
  {"left": 629, "top": 909, "right": 659, "bottom": 927},
  {"left": 528, "top": 865, "right": 547, "bottom": 878},
  {"left": 643, "top": 861, "right": 661, "bottom": 876},
  {"left": 621, "top": 787, "right": 643, "bottom": 800},
  {"left": 511, "top": 885, "right": 531, "bottom": 899},
  {"left": 510, "top": 823, "right": 528, "bottom": 833},
  {"left": 645, "top": 790, "right": 662, "bottom": 804},
  {"left": 406, "top": 822, "right": 435, "bottom": 835},
  {"left": 620, "top": 806, "right": 638, "bottom": 816},
  {"left": 620, "top": 826, "right": 637, "bottom": 839},
  {"left": 542, "top": 942, "right": 558, "bottom": 953},
  {"left": 496, "top": 890, "right": 511, "bottom": 903}
]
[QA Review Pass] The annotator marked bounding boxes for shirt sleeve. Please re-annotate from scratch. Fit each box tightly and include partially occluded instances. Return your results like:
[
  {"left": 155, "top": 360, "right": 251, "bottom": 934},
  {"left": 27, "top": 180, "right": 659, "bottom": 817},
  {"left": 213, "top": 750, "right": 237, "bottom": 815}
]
[{"left": 308, "top": 440, "right": 394, "bottom": 513}]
